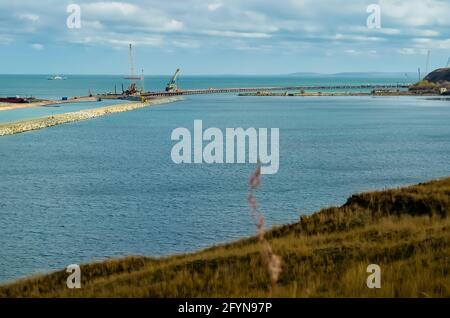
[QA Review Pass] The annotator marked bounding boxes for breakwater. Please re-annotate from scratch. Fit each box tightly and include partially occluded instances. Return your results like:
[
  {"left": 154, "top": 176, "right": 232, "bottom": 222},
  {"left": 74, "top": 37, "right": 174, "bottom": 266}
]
[{"left": 0, "top": 97, "right": 181, "bottom": 136}]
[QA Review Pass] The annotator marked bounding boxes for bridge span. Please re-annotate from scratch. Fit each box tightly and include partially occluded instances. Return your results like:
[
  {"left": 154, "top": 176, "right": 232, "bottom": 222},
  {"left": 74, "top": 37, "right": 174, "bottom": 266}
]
[{"left": 141, "top": 84, "right": 410, "bottom": 97}]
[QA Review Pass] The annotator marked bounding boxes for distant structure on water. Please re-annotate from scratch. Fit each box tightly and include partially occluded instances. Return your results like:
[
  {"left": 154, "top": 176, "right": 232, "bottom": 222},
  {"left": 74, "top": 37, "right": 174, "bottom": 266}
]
[{"left": 48, "top": 75, "right": 66, "bottom": 80}]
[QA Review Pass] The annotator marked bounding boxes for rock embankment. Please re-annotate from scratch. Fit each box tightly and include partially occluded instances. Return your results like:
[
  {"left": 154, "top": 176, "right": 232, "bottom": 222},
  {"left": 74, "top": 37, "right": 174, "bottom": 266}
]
[{"left": 0, "top": 97, "right": 181, "bottom": 136}]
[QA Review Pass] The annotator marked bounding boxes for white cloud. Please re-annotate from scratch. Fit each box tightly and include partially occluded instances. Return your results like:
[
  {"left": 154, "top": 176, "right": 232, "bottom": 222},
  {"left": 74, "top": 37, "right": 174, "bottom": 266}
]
[
  {"left": 202, "top": 30, "right": 272, "bottom": 38},
  {"left": 346, "top": 26, "right": 401, "bottom": 35},
  {"left": 208, "top": 3, "right": 223, "bottom": 11},
  {"left": 0, "top": 34, "right": 13, "bottom": 45},
  {"left": 1, "top": 0, "right": 450, "bottom": 57},
  {"left": 83, "top": 2, "right": 138, "bottom": 16},
  {"left": 379, "top": 28, "right": 402, "bottom": 35},
  {"left": 416, "top": 30, "right": 440, "bottom": 37},
  {"left": 413, "top": 38, "right": 433, "bottom": 44},
  {"left": 397, "top": 48, "right": 428, "bottom": 55},
  {"left": 18, "top": 13, "right": 40, "bottom": 23},
  {"left": 82, "top": 21, "right": 104, "bottom": 30},
  {"left": 172, "top": 39, "right": 200, "bottom": 49},
  {"left": 162, "top": 19, "right": 184, "bottom": 32},
  {"left": 31, "top": 43, "right": 44, "bottom": 50},
  {"left": 409, "top": 37, "right": 450, "bottom": 50},
  {"left": 397, "top": 48, "right": 416, "bottom": 55},
  {"left": 344, "top": 49, "right": 358, "bottom": 54},
  {"left": 344, "top": 49, "right": 377, "bottom": 56},
  {"left": 80, "top": 2, "right": 184, "bottom": 33},
  {"left": 70, "top": 34, "right": 163, "bottom": 47},
  {"left": 334, "top": 33, "right": 384, "bottom": 42},
  {"left": 380, "top": 0, "right": 450, "bottom": 27}
]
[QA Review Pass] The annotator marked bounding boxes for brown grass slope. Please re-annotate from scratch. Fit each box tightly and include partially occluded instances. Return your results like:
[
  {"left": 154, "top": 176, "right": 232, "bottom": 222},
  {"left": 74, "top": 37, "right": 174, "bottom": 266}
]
[{"left": 1, "top": 177, "right": 450, "bottom": 297}]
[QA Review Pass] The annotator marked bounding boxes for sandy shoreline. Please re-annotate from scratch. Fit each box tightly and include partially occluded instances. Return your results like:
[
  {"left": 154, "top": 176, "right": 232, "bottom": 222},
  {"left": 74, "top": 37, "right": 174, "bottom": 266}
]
[{"left": 0, "top": 97, "right": 182, "bottom": 137}]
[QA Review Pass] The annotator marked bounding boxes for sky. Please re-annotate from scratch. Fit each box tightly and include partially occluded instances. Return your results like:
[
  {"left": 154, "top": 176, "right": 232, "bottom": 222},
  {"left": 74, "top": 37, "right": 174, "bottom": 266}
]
[{"left": 0, "top": 0, "right": 449, "bottom": 75}]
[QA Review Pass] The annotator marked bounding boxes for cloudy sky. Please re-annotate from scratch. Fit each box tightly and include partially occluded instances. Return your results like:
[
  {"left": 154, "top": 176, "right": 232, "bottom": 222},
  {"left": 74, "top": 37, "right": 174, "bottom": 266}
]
[{"left": 0, "top": 0, "right": 449, "bottom": 74}]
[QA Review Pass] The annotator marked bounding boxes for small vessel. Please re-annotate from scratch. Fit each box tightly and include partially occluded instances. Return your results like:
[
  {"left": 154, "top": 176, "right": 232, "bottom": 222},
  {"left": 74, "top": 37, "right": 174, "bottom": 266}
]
[{"left": 48, "top": 75, "right": 66, "bottom": 80}]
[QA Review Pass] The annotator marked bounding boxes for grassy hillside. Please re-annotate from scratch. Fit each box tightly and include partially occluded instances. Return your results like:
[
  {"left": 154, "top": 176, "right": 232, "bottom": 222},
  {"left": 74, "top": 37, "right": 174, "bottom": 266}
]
[{"left": 1, "top": 177, "right": 449, "bottom": 297}]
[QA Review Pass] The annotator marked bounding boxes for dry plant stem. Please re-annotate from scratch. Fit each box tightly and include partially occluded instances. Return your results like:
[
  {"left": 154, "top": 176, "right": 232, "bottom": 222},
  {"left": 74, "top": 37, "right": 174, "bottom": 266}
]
[{"left": 247, "top": 165, "right": 282, "bottom": 296}]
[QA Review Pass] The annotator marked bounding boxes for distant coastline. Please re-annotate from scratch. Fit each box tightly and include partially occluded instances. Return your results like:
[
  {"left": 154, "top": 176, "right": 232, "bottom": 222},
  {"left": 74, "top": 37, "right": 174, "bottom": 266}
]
[{"left": 288, "top": 71, "right": 418, "bottom": 79}]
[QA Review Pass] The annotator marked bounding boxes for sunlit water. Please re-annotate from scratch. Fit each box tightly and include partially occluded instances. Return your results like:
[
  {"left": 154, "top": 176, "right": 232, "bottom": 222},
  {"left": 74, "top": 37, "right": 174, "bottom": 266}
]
[{"left": 0, "top": 75, "right": 449, "bottom": 283}]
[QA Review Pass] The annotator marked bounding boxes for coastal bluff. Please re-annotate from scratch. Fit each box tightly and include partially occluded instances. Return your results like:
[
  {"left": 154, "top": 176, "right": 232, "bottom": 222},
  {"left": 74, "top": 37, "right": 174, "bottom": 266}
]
[
  {"left": 424, "top": 68, "right": 450, "bottom": 83},
  {"left": 0, "top": 97, "right": 181, "bottom": 137}
]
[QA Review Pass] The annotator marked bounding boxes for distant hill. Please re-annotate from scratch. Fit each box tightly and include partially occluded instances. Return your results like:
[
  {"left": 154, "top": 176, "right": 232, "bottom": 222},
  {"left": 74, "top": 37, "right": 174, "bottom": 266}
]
[
  {"left": 289, "top": 72, "right": 416, "bottom": 78},
  {"left": 424, "top": 68, "right": 450, "bottom": 83},
  {"left": 288, "top": 72, "right": 322, "bottom": 77}
]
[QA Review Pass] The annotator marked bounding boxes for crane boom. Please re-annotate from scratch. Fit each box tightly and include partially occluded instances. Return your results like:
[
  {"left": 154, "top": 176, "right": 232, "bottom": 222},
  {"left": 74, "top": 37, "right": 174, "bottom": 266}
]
[
  {"left": 166, "top": 68, "right": 181, "bottom": 92},
  {"left": 129, "top": 44, "right": 135, "bottom": 81},
  {"left": 124, "top": 44, "right": 140, "bottom": 81},
  {"left": 141, "top": 69, "right": 145, "bottom": 93},
  {"left": 170, "top": 69, "right": 180, "bottom": 84}
]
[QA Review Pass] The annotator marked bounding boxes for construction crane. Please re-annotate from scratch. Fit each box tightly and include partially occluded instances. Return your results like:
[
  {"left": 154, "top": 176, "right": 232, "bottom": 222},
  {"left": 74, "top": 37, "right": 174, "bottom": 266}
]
[
  {"left": 425, "top": 49, "right": 431, "bottom": 77},
  {"left": 124, "top": 44, "right": 140, "bottom": 81},
  {"left": 140, "top": 69, "right": 145, "bottom": 93},
  {"left": 166, "top": 68, "right": 180, "bottom": 92},
  {"left": 124, "top": 43, "right": 140, "bottom": 95},
  {"left": 129, "top": 43, "right": 135, "bottom": 80}
]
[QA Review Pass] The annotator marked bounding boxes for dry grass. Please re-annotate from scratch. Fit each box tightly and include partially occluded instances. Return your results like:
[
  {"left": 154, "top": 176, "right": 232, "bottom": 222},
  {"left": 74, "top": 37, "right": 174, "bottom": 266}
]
[{"left": 1, "top": 177, "right": 449, "bottom": 298}]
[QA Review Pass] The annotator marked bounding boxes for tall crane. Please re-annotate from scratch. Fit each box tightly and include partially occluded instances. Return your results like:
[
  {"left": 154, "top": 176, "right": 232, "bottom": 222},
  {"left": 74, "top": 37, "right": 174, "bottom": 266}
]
[
  {"left": 125, "top": 44, "right": 140, "bottom": 81},
  {"left": 166, "top": 68, "right": 181, "bottom": 92},
  {"left": 129, "top": 43, "right": 135, "bottom": 81},
  {"left": 140, "top": 69, "right": 145, "bottom": 93},
  {"left": 425, "top": 49, "right": 431, "bottom": 77},
  {"left": 124, "top": 43, "right": 140, "bottom": 95}
]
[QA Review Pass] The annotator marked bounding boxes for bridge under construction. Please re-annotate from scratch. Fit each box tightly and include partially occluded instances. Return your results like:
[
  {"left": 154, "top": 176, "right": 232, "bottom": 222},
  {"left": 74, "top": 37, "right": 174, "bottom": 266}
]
[
  {"left": 141, "top": 84, "right": 410, "bottom": 97},
  {"left": 118, "top": 45, "right": 411, "bottom": 99}
]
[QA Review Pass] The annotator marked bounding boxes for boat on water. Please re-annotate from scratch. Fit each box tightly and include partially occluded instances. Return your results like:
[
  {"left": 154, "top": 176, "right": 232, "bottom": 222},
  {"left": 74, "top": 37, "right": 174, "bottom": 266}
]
[{"left": 48, "top": 75, "right": 66, "bottom": 80}]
